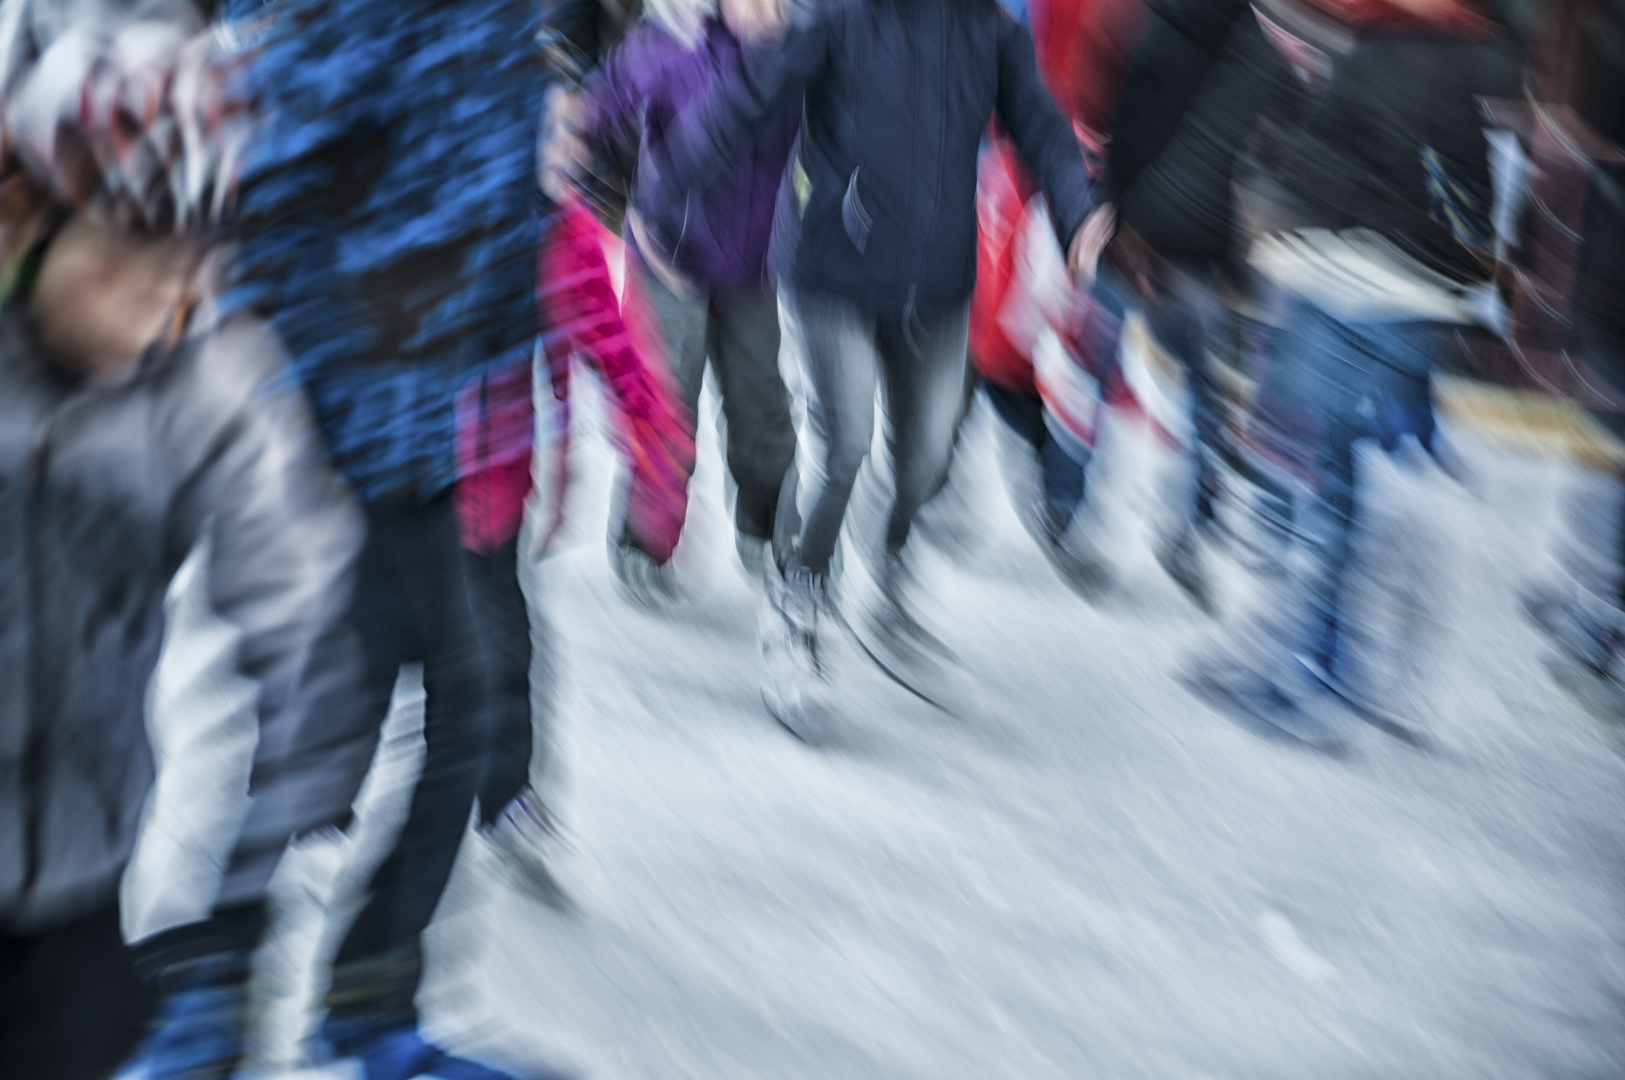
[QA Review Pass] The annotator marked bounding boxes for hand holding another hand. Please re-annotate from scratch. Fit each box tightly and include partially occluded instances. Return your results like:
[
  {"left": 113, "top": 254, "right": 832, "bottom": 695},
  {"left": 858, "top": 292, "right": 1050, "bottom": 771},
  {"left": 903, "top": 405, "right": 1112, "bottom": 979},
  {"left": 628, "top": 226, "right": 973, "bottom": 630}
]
[{"left": 1067, "top": 203, "right": 1115, "bottom": 289}]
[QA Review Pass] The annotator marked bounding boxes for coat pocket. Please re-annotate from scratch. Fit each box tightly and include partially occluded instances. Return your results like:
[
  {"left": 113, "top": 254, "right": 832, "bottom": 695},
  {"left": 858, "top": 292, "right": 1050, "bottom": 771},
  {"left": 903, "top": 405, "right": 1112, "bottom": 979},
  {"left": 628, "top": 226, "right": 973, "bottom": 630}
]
[{"left": 842, "top": 167, "right": 873, "bottom": 254}]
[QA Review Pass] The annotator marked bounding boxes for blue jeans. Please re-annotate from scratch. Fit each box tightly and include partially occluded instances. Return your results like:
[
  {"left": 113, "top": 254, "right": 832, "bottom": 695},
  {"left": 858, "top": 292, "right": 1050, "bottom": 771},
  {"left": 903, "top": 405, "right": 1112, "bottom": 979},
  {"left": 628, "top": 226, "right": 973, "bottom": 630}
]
[
  {"left": 783, "top": 291, "right": 971, "bottom": 575},
  {"left": 983, "top": 381, "right": 1088, "bottom": 530},
  {"left": 1254, "top": 298, "right": 1442, "bottom": 672}
]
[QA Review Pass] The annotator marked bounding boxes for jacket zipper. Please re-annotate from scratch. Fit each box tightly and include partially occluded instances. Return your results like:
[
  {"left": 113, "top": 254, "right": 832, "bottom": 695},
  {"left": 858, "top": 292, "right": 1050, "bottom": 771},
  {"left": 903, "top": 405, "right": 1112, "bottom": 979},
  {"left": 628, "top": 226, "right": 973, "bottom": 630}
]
[
  {"left": 13, "top": 324, "right": 176, "bottom": 901},
  {"left": 19, "top": 405, "right": 61, "bottom": 898}
]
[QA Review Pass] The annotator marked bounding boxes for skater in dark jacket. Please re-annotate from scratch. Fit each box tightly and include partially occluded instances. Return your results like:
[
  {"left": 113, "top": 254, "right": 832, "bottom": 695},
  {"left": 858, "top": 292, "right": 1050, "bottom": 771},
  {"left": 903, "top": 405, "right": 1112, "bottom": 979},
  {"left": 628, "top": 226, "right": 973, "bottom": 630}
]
[
  {"left": 1188, "top": 0, "right": 1519, "bottom": 747},
  {"left": 1061, "top": 0, "right": 1302, "bottom": 610},
  {"left": 662, "top": 0, "right": 1112, "bottom": 733}
]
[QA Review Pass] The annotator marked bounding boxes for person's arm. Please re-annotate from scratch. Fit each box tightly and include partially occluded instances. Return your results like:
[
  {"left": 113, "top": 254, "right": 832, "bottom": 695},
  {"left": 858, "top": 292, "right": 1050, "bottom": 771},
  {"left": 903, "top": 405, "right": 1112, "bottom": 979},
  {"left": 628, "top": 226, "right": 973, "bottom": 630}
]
[
  {"left": 659, "top": 6, "right": 831, "bottom": 193},
  {"left": 577, "top": 28, "right": 645, "bottom": 186},
  {"left": 1105, "top": 0, "right": 1248, "bottom": 203},
  {"left": 994, "top": 14, "right": 1110, "bottom": 281},
  {"left": 127, "top": 315, "right": 372, "bottom": 1076},
  {"left": 172, "top": 319, "right": 375, "bottom": 914}
]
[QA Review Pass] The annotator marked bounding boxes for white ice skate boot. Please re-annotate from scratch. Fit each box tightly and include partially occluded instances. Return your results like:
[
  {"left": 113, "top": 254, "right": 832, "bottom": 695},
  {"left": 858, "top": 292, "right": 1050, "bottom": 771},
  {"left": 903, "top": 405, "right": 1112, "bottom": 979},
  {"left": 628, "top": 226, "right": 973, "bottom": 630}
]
[
  {"left": 480, "top": 785, "right": 573, "bottom": 911},
  {"left": 850, "top": 555, "right": 967, "bottom": 710},
  {"left": 760, "top": 567, "right": 832, "bottom": 742}
]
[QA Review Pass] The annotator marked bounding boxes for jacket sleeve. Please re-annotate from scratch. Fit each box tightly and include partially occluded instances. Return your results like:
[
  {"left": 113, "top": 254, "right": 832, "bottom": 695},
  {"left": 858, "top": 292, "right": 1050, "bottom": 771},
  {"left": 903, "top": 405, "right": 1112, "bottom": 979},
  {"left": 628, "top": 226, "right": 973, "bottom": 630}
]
[
  {"left": 661, "top": 11, "right": 830, "bottom": 193},
  {"left": 1106, "top": 0, "right": 1250, "bottom": 203},
  {"left": 578, "top": 29, "right": 646, "bottom": 200},
  {"left": 538, "top": 0, "right": 623, "bottom": 81},
  {"left": 168, "top": 318, "right": 374, "bottom": 914},
  {"left": 995, "top": 16, "right": 1094, "bottom": 249}
]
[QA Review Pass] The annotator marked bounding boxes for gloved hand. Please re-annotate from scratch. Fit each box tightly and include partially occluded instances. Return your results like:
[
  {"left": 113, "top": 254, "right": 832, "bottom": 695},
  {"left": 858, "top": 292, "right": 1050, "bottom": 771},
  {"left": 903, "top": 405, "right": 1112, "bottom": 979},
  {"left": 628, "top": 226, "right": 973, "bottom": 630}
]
[
  {"left": 118, "top": 905, "right": 265, "bottom": 1080},
  {"left": 115, "top": 950, "right": 252, "bottom": 1080}
]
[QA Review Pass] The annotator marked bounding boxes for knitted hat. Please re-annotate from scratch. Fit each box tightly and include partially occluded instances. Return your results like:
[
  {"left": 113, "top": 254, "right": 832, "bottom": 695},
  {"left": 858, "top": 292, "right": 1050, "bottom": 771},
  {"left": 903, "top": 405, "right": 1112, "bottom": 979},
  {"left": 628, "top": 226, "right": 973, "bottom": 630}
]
[{"left": 0, "top": 0, "right": 253, "bottom": 234}]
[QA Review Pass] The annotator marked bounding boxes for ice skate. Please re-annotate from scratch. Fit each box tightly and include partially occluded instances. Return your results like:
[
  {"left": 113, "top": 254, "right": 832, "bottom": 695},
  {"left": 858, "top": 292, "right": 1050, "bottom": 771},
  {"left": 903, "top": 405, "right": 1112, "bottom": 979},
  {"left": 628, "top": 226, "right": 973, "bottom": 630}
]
[
  {"left": 760, "top": 567, "right": 833, "bottom": 742},
  {"left": 611, "top": 540, "right": 681, "bottom": 609},
  {"left": 480, "top": 786, "right": 574, "bottom": 911},
  {"left": 1156, "top": 522, "right": 1215, "bottom": 616},
  {"left": 1294, "top": 654, "right": 1429, "bottom": 749},
  {"left": 847, "top": 556, "right": 966, "bottom": 709},
  {"left": 1521, "top": 584, "right": 1624, "bottom": 677},
  {"left": 1036, "top": 503, "right": 1113, "bottom": 601},
  {"left": 1180, "top": 650, "right": 1348, "bottom": 754}
]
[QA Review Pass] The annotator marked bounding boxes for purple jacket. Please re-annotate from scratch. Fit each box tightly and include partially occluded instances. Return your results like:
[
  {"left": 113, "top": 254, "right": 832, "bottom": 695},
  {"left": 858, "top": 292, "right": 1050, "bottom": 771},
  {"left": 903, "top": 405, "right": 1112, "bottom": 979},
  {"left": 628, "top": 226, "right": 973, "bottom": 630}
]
[{"left": 582, "top": 18, "right": 799, "bottom": 295}]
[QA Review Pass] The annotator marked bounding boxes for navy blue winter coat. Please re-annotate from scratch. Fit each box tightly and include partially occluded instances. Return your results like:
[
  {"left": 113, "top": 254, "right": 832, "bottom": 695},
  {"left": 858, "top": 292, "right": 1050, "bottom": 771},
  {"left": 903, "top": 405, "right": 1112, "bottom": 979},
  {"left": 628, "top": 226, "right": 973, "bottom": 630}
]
[{"left": 662, "top": 0, "right": 1094, "bottom": 321}]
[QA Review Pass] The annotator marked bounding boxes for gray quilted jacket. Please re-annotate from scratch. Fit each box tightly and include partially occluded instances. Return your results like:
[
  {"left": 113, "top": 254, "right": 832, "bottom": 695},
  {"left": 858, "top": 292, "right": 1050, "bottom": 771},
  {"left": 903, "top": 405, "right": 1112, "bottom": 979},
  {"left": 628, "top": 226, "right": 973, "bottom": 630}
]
[{"left": 0, "top": 299, "right": 374, "bottom": 934}]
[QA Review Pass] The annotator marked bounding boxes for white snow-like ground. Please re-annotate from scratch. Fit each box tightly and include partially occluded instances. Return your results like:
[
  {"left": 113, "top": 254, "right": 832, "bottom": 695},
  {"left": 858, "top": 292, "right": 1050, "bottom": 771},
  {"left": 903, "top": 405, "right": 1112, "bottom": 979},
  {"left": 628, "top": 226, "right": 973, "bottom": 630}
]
[{"left": 124, "top": 364, "right": 1625, "bottom": 1080}]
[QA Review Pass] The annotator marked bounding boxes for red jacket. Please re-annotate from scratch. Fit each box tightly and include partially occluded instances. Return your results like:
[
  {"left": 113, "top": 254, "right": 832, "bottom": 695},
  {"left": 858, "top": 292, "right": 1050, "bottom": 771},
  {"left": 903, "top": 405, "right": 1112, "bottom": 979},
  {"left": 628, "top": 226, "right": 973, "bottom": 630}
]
[{"left": 1028, "top": 0, "right": 1146, "bottom": 141}]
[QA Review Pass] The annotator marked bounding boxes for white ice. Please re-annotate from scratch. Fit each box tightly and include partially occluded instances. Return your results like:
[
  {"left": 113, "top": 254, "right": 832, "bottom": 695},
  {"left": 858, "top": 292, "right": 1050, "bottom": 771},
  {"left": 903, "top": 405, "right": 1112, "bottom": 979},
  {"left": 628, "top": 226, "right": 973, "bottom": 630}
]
[{"left": 125, "top": 362, "right": 1625, "bottom": 1080}]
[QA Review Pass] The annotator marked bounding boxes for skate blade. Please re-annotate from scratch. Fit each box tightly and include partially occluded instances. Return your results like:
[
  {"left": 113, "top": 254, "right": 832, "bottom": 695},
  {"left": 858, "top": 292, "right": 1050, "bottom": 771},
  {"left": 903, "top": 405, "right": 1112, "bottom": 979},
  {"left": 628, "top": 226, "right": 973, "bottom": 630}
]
[
  {"left": 1296, "top": 657, "right": 1430, "bottom": 750},
  {"left": 835, "top": 607, "right": 963, "bottom": 714},
  {"left": 762, "top": 688, "right": 835, "bottom": 744},
  {"left": 1178, "top": 664, "right": 1349, "bottom": 756}
]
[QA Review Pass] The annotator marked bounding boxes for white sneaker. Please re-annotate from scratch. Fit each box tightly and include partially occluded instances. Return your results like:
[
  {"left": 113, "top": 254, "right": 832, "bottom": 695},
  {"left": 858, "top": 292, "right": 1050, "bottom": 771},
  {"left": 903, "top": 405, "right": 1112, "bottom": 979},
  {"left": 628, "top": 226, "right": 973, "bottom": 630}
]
[
  {"left": 760, "top": 567, "right": 832, "bottom": 742},
  {"left": 481, "top": 787, "right": 573, "bottom": 910}
]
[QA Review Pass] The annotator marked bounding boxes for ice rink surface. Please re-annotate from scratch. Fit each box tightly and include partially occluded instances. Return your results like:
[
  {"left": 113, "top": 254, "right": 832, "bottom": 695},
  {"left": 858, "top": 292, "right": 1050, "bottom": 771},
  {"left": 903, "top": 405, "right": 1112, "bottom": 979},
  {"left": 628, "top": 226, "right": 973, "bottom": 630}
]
[{"left": 127, "top": 374, "right": 1625, "bottom": 1080}]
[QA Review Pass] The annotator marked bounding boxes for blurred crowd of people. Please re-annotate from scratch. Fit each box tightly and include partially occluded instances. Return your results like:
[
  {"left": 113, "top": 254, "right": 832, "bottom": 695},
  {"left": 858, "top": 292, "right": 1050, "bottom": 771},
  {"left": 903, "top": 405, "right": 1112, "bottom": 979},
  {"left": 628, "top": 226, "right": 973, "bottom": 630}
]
[{"left": 0, "top": 0, "right": 1620, "bottom": 1077}]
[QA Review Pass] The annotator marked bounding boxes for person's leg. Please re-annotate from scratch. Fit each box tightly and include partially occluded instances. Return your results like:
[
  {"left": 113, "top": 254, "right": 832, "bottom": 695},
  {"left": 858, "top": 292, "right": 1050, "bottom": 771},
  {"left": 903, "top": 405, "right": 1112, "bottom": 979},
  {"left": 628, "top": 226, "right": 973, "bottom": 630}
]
[
  {"left": 1246, "top": 300, "right": 1359, "bottom": 668},
  {"left": 984, "top": 380, "right": 1088, "bottom": 531},
  {"left": 466, "top": 537, "right": 533, "bottom": 826},
  {"left": 1037, "top": 421, "right": 1090, "bottom": 530},
  {"left": 465, "top": 536, "right": 569, "bottom": 903},
  {"left": 1302, "top": 403, "right": 1360, "bottom": 672},
  {"left": 326, "top": 496, "right": 489, "bottom": 1045},
  {"left": 760, "top": 292, "right": 879, "bottom": 737},
  {"left": 982, "top": 380, "right": 1047, "bottom": 453},
  {"left": 923, "top": 348, "right": 984, "bottom": 507},
  {"left": 619, "top": 249, "right": 709, "bottom": 555},
  {"left": 782, "top": 291, "right": 882, "bottom": 578},
  {"left": 1298, "top": 317, "right": 1437, "bottom": 676},
  {"left": 841, "top": 305, "right": 973, "bottom": 690},
  {"left": 0, "top": 906, "right": 157, "bottom": 1080},
  {"left": 1146, "top": 265, "right": 1226, "bottom": 530},
  {"left": 1594, "top": 411, "right": 1625, "bottom": 612},
  {"left": 876, "top": 306, "right": 972, "bottom": 561},
  {"left": 706, "top": 286, "right": 797, "bottom": 549}
]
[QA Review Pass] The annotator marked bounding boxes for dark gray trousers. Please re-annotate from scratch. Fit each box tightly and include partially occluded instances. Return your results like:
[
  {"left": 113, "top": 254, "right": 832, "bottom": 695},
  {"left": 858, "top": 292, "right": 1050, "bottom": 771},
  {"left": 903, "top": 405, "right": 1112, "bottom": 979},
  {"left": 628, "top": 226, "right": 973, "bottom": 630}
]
[{"left": 632, "top": 252, "right": 797, "bottom": 546}]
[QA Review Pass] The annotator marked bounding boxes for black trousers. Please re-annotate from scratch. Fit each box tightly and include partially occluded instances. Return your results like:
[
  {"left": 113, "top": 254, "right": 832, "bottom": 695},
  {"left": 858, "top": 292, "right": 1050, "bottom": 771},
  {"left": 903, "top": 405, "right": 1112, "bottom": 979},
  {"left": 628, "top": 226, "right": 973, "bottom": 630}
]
[
  {"left": 0, "top": 905, "right": 157, "bottom": 1080},
  {"left": 327, "top": 497, "right": 531, "bottom": 1029}
]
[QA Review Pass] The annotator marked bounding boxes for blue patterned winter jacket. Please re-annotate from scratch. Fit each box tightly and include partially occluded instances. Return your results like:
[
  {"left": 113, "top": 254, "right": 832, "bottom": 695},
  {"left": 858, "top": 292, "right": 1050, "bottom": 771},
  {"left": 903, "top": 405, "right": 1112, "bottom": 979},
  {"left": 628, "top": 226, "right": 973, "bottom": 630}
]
[{"left": 227, "top": 0, "right": 548, "bottom": 502}]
